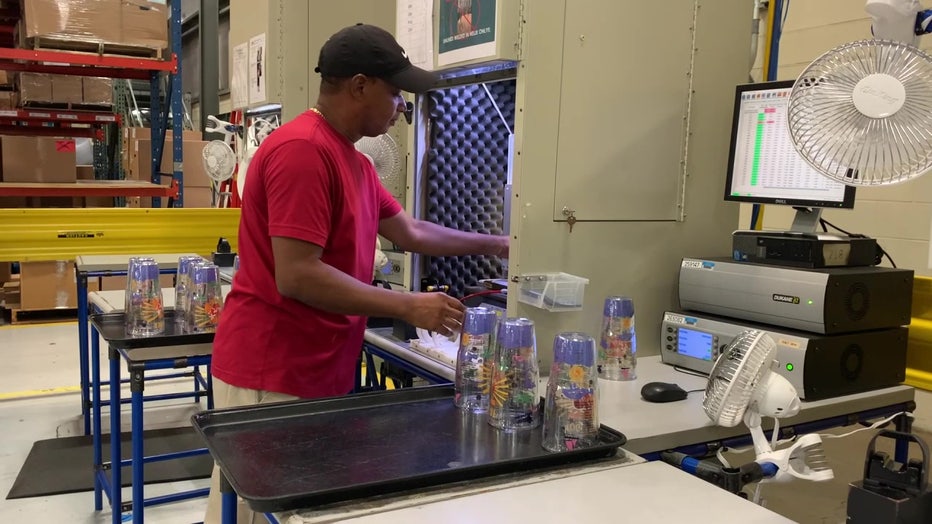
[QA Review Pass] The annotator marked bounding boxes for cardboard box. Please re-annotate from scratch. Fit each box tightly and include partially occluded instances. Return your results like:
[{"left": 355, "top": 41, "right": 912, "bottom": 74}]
[
  {"left": 19, "top": 260, "right": 76, "bottom": 310},
  {"left": 2, "top": 280, "right": 21, "bottom": 309},
  {"left": 77, "top": 165, "right": 95, "bottom": 181},
  {"left": 18, "top": 73, "right": 53, "bottom": 105},
  {"left": 0, "top": 262, "right": 11, "bottom": 284},
  {"left": 1, "top": 137, "right": 77, "bottom": 183},
  {"left": 120, "top": 0, "right": 168, "bottom": 50},
  {"left": 0, "top": 91, "right": 15, "bottom": 110},
  {"left": 127, "top": 131, "right": 210, "bottom": 188},
  {"left": 52, "top": 74, "right": 83, "bottom": 105},
  {"left": 0, "top": 70, "right": 9, "bottom": 86},
  {"left": 23, "top": 0, "right": 121, "bottom": 44},
  {"left": 83, "top": 77, "right": 112, "bottom": 106}
]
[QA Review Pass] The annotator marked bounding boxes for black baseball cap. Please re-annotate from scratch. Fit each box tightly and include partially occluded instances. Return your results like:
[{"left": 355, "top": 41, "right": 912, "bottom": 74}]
[{"left": 315, "top": 23, "right": 436, "bottom": 94}]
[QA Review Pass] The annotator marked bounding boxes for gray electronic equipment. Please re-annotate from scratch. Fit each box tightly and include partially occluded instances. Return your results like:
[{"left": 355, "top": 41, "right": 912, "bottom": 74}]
[
  {"left": 660, "top": 311, "right": 907, "bottom": 400},
  {"left": 678, "top": 257, "right": 912, "bottom": 334}
]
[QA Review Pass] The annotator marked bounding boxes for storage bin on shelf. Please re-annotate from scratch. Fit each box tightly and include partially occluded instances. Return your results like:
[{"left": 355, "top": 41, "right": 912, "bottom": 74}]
[{"left": 517, "top": 272, "right": 589, "bottom": 312}]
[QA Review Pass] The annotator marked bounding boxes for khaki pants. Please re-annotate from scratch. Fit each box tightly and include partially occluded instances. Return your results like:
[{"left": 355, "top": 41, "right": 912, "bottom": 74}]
[{"left": 203, "top": 376, "right": 299, "bottom": 524}]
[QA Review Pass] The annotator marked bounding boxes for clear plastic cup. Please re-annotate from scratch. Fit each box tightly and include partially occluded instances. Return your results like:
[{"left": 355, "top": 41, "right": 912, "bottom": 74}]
[
  {"left": 488, "top": 318, "right": 540, "bottom": 431},
  {"left": 174, "top": 256, "right": 204, "bottom": 324},
  {"left": 185, "top": 263, "right": 223, "bottom": 333},
  {"left": 454, "top": 307, "right": 499, "bottom": 413},
  {"left": 599, "top": 296, "right": 637, "bottom": 381},
  {"left": 543, "top": 332, "right": 600, "bottom": 452},
  {"left": 126, "top": 259, "right": 164, "bottom": 337},
  {"left": 124, "top": 257, "right": 155, "bottom": 331}
]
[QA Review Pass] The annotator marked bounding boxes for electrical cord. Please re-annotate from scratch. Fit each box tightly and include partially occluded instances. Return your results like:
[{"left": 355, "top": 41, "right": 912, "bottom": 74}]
[{"left": 674, "top": 365, "right": 709, "bottom": 379}]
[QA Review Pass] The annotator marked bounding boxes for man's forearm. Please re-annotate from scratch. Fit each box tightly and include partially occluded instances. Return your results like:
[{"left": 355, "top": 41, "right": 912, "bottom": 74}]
[
  {"left": 404, "top": 220, "right": 507, "bottom": 257},
  {"left": 279, "top": 258, "right": 410, "bottom": 318}
]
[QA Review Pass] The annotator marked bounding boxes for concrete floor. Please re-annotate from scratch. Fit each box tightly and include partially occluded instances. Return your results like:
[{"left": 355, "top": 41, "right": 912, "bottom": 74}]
[{"left": 0, "top": 320, "right": 930, "bottom": 523}]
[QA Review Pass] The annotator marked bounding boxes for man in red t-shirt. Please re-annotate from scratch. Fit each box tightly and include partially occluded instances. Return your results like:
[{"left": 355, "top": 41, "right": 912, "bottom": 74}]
[{"left": 205, "top": 24, "right": 508, "bottom": 523}]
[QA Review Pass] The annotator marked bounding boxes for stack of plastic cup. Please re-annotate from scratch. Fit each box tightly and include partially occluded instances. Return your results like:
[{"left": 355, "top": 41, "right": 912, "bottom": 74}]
[
  {"left": 231, "top": 255, "right": 240, "bottom": 285},
  {"left": 599, "top": 296, "right": 637, "bottom": 381},
  {"left": 124, "top": 257, "right": 155, "bottom": 331},
  {"left": 125, "top": 259, "right": 164, "bottom": 337},
  {"left": 543, "top": 332, "right": 600, "bottom": 452},
  {"left": 174, "top": 256, "right": 204, "bottom": 324},
  {"left": 454, "top": 306, "right": 499, "bottom": 413},
  {"left": 488, "top": 318, "right": 540, "bottom": 431},
  {"left": 185, "top": 263, "right": 223, "bottom": 333}
]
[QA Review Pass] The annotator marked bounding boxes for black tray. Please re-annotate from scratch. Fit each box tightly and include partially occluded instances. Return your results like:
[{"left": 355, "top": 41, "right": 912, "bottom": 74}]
[
  {"left": 191, "top": 385, "right": 626, "bottom": 513},
  {"left": 90, "top": 311, "right": 215, "bottom": 349}
]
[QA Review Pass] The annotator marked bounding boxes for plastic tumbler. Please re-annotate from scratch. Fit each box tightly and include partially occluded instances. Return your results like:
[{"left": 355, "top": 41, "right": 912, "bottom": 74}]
[
  {"left": 174, "top": 256, "right": 204, "bottom": 324},
  {"left": 231, "top": 255, "right": 240, "bottom": 285},
  {"left": 125, "top": 259, "right": 164, "bottom": 337},
  {"left": 488, "top": 318, "right": 541, "bottom": 431},
  {"left": 599, "top": 296, "right": 637, "bottom": 381},
  {"left": 123, "top": 257, "right": 155, "bottom": 330},
  {"left": 454, "top": 306, "right": 499, "bottom": 413},
  {"left": 543, "top": 332, "right": 600, "bottom": 452},
  {"left": 185, "top": 263, "right": 223, "bottom": 333}
]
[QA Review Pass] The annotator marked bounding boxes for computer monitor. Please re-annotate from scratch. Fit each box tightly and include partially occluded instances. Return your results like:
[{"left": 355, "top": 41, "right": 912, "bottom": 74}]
[{"left": 724, "top": 80, "right": 855, "bottom": 232}]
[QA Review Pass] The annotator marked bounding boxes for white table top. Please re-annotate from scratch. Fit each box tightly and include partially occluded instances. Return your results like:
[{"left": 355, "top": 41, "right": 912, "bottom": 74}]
[
  {"left": 362, "top": 330, "right": 916, "bottom": 456},
  {"left": 75, "top": 253, "right": 202, "bottom": 272},
  {"left": 88, "top": 286, "right": 231, "bottom": 313},
  {"left": 316, "top": 461, "right": 792, "bottom": 524},
  {"left": 280, "top": 451, "right": 642, "bottom": 523}
]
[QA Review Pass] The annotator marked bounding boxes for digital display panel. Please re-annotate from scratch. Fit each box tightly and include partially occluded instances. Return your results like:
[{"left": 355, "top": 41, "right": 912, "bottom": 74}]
[{"left": 677, "top": 328, "right": 714, "bottom": 361}]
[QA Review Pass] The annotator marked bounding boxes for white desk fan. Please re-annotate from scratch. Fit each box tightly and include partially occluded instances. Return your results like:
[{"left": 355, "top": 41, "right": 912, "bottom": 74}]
[
  {"left": 787, "top": 0, "right": 932, "bottom": 186},
  {"left": 356, "top": 133, "right": 404, "bottom": 200},
  {"left": 703, "top": 330, "right": 835, "bottom": 483}
]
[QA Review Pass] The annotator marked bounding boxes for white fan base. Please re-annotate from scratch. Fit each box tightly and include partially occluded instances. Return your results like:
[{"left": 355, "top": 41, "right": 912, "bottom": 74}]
[{"left": 853, "top": 73, "right": 906, "bottom": 118}]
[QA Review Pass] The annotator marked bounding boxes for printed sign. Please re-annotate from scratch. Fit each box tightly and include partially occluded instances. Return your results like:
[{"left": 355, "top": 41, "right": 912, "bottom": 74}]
[{"left": 438, "top": 0, "right": 497, "bottom": 66}]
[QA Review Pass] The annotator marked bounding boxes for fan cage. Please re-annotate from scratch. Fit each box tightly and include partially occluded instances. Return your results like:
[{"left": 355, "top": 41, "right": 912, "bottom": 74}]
[
  {"left": 703, "top": 330, "right": 777, "bottom": 427},
  {"left": 356, "top": 135, "right": 401, "bottom": 184},
  {"left": 202, "top": 141, "right": 236, "bottom": 182},
  {"left": 787, "top": 39, "right": 932, "bottom": 186}
]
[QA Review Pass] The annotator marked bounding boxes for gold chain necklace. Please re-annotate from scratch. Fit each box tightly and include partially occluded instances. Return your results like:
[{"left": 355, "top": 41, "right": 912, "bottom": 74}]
[{"left": 309, "top": 107, "right": 324, "bottom": 119}]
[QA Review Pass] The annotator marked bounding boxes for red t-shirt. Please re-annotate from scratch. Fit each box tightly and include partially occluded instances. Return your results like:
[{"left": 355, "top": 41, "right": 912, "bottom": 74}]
[{"left": 211, "top": 110, "right": 402, "bottom": 398}]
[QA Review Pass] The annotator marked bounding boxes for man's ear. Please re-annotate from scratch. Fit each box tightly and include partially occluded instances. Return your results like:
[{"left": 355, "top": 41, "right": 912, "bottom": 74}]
[{"left": 348, "top": 74, "right": 370, "bottom": 99}]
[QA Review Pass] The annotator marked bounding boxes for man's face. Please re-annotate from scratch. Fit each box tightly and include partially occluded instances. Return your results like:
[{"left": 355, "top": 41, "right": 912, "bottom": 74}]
[{"left": 360, "top": 77, "right": 406, "bottom": 137}]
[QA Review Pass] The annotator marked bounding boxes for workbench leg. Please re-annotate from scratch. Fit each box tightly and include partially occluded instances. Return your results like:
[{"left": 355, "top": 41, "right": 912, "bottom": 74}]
[
  {"left": 220, "top": 471, "right": 237, "bottom": 524},
  {"left": 131, "top": 367, "right": 145, "bottom": 524},
  {"left": 93, "top": 326, "right": 103, "bottom": 511},
  {"left": 194, "top": 364, "right": 202, "bottom": 403},
  {"left": 110, "top": 347, "right": 123, "bottom": 524},
  {"left": 78, "top": 272, "right": 90, "bottom": 435},
  {"left": 895, "top": 411, "right": 914, "bottom": 464},
  {"left": 207, "top": 363, "right": 214, "bottom": 410}
]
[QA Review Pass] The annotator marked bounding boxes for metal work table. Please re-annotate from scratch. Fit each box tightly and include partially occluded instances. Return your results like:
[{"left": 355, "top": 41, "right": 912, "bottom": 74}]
[
  {"left": 91, "top": 311, "right": 215, "bottom": 524},
  {"left": 75, "top": 253, "right": 200, "bottom": 435},
  {"left": 362, "top": 329, "right": 917, "bottom": 459}
]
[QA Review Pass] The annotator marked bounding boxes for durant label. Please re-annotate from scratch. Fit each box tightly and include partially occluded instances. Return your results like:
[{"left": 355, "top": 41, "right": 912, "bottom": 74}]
[{"left": 772, "top": 294, "right": 800, "bottom": 304}]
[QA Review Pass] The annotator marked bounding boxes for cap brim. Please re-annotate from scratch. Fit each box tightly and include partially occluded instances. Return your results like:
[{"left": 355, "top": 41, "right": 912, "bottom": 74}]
[{"left": 385, "top": 64, "right": 436, "bottom": 94}]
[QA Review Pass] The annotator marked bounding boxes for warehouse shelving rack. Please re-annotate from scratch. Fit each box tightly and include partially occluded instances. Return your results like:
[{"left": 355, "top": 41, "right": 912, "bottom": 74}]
[{"left": 0, "top": 2, "right": 186, "bottom": 206}]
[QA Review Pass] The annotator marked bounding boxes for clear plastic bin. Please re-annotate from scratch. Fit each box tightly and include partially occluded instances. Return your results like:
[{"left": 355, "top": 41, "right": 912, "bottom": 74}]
[{"left": 517, "top": 273, "right": 589, "bottom": 312}]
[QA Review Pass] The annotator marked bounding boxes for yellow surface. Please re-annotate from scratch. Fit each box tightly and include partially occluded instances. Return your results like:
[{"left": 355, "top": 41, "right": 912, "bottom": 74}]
[
  {"left": 0, "top": 208, "right": 240, "bottom": 262},
  {"left": 907, "top": 277, "right": 932, "bottom": 390}
]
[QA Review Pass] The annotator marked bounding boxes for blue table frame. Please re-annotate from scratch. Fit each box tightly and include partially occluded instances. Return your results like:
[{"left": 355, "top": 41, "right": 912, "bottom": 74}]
[{"left": 90, "top": 314, "right": 214, "bottom": 524}]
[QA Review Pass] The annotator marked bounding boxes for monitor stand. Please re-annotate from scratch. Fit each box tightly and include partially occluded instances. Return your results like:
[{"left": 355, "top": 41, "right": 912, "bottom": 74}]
[{"left": 789, "top": 207, "right": 822, "bottom": 234}]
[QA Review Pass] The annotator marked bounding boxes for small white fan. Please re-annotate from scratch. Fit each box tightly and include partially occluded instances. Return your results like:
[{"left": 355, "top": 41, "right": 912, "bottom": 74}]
[
  {"left": 704, "top": 330, "right": 834, "bottom": 483},
  {"left": 202, "top": 140, "right": 236, "bottom": 183},
  {"left": 787, "top": 1, "right": 932, "bottom": 186},
  {"left": 356, "top": 134, "right": 403, "bottom": 198}
]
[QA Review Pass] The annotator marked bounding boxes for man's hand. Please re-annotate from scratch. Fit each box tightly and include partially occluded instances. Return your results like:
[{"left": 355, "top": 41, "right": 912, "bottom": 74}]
[
  {"left": 404, "top": 293, "right": 466, "bottom": 337},
  {"left": 490, "top": 235, "right": 510, "bottom": 258}
]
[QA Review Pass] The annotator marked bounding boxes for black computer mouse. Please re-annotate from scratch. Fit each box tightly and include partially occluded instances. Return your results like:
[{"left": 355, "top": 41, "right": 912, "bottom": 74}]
[{"left": 640, "top": 382, "right": 689, "bottom": 403}]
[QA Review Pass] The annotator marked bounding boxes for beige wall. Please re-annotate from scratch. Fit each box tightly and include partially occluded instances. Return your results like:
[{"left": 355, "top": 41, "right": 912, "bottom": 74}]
[{"left": 744, "top": 0, "right": 932, "bottom": 276}]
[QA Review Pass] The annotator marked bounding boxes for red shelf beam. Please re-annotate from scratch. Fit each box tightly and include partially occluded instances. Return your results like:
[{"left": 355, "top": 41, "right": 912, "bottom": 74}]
[
  {"left": 0, "top": 182, "right": 179, "bottom": 198},
  {"left": 0, "top": 49, "right": 177, "bottom": 80},
  {"left": 0, "top": 109, "right": 120, "bottom": 141}
]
